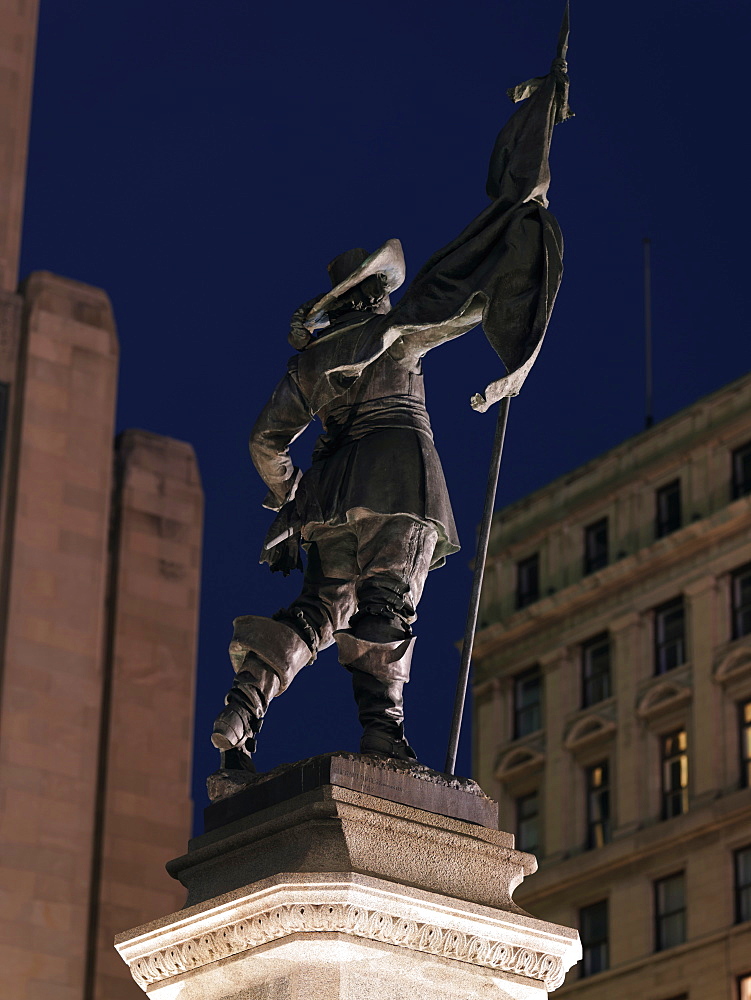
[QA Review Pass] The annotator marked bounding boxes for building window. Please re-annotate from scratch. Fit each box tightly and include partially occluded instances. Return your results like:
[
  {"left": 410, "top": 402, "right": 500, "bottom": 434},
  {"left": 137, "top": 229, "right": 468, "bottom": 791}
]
[
  {"left": 579, "top": 900, "right": 608, "bottom": 977},
  {"left": 654, "top": 597, "right": 686, "bottom": 674},
  {"left": 655, "top": 872, "right": 686, "bottom": 950},
  {"left": 661, "top": 729, "right": 689, "bottom": 819},
  {"left": 516, "top": 791, "right": 540, "bottom": 854},
  {"left": 740, "top": 976, "right": 751, "bottom": 1000},
  {"left": 583, "top": 518, "right": 608, "bottom": 575},
  {"left": 735, "top": 846, "right": 751, "bottom": 923},
  {"left": 513, "top": 666, "right": 541, "bottom": 738},
  {"left": 732, "top": 565, "right": 751, "bottom": 640},
  {"left": 732, "top": 441, "right": 751, "bottom": 499},
  {"left": 586, "top": 761, "right": 611, "bottom": 849},
  {"left": 656, "top": 479, "right": 682, "bottom": 538},
  {"left": 741, "top": 701, "right": 751, "bottom": 789},
  {"left": 516, "top": 554, "right": 539, "bottom": 609},
  {"left": 582, "top": 633, "right": 611, "bottom": 707}
]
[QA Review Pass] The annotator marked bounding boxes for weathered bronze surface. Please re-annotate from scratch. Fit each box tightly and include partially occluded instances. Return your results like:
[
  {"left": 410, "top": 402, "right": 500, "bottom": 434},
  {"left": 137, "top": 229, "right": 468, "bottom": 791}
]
[{"left": 211, "top": 14, "right": 571, "bottom": 778}]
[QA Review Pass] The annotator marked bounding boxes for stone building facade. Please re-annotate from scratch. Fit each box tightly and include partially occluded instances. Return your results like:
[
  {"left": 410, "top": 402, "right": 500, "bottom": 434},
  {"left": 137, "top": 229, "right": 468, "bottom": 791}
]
[
  {"left": 473, "top": 371, "right": 751, "bottom": 1000},
  {"left": 0, "top": 3, "right": 204, "bottom": 998}
]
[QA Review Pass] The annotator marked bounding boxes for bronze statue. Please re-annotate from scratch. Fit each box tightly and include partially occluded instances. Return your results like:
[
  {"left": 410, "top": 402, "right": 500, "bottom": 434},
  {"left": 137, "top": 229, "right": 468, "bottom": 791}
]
[{"left": 212, "top": 13, "right": 572, "bottom": 773}]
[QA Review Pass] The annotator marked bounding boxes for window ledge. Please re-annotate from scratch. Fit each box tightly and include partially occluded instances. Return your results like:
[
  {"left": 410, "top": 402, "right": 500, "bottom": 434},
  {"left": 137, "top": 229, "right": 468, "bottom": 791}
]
[{"left": 555, "top": 920, "right": 751, "bottom": 995}]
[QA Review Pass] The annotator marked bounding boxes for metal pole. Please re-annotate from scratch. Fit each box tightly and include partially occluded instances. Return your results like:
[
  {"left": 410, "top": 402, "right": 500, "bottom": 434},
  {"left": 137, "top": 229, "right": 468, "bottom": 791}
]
[
  {"left": 643, "top": 237, "right": 653, "bottom": 429},
  {"left": 444, "top": 395, "right": 511, "bottom": 775}
]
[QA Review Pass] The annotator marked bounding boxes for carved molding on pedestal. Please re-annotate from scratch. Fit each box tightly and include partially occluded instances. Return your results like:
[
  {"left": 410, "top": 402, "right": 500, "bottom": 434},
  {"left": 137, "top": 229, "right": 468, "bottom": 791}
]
[
  {"left": 127, "top": 899, "right": 566, "bottom": 991},
  {"left": 117, "top": 878, "right": 579, "bottom": 994}
]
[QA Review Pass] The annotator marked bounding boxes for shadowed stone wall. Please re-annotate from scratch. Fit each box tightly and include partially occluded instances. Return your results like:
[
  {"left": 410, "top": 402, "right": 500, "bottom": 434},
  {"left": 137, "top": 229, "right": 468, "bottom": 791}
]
[
  {"left": 0, "top": 272, "right": 119, "bottom": 997},
  {"left": 92, "top": 430, "right": 203, "bottom": 999},
  {"left": 0, "top": 0, "right": 38, "bottom": 292}
]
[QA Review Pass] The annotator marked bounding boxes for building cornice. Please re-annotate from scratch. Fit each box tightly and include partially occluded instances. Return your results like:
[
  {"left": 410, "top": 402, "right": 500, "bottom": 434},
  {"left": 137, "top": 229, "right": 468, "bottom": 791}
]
[
  {"left": 473, "top": 496, "right": 751, "bottom": 668},
  {"left": 515, "top": 786, "right": 751, "bottom": 908}
]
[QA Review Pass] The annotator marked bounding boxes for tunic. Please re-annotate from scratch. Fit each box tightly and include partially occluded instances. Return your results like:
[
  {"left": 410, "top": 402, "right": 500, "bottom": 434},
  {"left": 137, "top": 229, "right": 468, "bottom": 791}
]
[{"left": 250, "top": 319, "right": 471, "bottom": 571}]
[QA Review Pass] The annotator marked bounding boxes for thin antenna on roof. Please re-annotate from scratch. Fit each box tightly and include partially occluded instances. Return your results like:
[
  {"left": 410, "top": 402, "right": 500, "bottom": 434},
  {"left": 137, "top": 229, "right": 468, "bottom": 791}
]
[{"left": 643, "top": 237, "right": 653, "bottom": 429}]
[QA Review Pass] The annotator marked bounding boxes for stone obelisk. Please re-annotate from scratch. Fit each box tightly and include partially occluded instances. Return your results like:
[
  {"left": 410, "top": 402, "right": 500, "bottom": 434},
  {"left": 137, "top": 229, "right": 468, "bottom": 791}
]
[{"left": 115, "top": 755, "right": 580, "bottom": 998}]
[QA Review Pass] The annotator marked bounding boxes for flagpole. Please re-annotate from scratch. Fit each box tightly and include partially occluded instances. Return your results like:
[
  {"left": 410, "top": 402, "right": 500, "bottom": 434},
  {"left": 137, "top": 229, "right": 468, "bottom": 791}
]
[
  {"left": 444, "top": 395, "right": 511, "bottom": 775},
  {"left": 643, "top": 237, "right": 653, "bottom": 429}
]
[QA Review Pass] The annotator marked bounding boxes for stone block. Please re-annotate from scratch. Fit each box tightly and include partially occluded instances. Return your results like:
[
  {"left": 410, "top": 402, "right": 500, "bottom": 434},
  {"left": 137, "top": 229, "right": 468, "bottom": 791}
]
[{"left": 117, "top": 756, "right": 580, "bottom": 998}]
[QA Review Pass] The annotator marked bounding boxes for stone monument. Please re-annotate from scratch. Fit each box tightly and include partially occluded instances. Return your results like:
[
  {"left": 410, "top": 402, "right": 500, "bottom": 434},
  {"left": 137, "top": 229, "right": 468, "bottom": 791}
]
[
  {"left": 115, "top": 9, "right": 580, "bottom": 997},
  {"left": 116, "top": 754, "right": 580, "bottom": 998}
]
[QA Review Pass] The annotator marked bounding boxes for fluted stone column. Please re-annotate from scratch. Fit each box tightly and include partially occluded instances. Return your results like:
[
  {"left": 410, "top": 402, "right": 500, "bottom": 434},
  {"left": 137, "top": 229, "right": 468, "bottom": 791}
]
[{"left": 115, "top": 754, "right": 580, "bottom": 999}]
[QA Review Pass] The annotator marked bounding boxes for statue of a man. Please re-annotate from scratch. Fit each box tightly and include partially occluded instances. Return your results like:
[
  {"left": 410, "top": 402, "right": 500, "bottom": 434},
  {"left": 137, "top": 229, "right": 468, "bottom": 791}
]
[{"left": 212, "top": 34, "right": 571, "bottom": 773}]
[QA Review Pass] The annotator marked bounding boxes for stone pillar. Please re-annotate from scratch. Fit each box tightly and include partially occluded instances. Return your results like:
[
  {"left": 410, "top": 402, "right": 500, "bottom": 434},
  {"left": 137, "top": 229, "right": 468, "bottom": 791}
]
[
  {"left": 685, "top": 574, "right": 719, "bottom": 801},
  {"left": 116, "top": 755, "right": 581, "bottom": 999},
  {"left": 541, "top": 648, "right": 574, "bottom": 860},
  {"left": 90, "top": 430, "right": 204, "bottom": 998},
  {"left": 611, "top": 612, "right": 642, "bottom": 836},
  {"left": 0, "top": 272, "right": 118, "bottom": 997},
  {"left": 0, "top": 0, "right": 39, "bottom": 292}
]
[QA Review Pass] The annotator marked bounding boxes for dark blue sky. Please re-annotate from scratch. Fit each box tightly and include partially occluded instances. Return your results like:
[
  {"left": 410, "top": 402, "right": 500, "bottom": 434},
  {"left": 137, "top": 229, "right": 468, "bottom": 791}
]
[{"left": 20, "top": 0, "right": 751, "bottom": 823}]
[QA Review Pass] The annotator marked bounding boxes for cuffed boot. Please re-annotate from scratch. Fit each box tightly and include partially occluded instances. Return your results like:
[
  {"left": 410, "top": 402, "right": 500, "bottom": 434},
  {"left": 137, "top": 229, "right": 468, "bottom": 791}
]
[
  {"left": 334, "top": 630, "right": 418, "bottom": 762},
  {"left": 212, "top": 650, "right": 279, "bottom": 752},
  {"left": 351, "top": 668, "right": 417, "bottom": 761},
  {"left": 212, "top": 615, "right": 313, "bottom": 758}
]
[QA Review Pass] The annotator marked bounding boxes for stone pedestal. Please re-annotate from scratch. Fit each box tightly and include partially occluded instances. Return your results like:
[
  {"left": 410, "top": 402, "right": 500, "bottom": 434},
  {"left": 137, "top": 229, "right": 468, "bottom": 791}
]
[{"left": 115, "top": 754, "right": 580, "bottom": 998}]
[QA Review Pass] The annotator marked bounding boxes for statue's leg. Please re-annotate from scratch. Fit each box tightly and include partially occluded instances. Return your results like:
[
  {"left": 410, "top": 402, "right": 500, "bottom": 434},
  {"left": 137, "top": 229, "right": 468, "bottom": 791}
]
[
  {"left": 273, "top": 531, "right": 357, "bottom": 653},
  {"left": 211, "top": 615, "right": 314, "bottom": 764},
  {"left": 212, "top": 527, "right": 358, "bottom": 767},
  {"left": 334, "top": 513, "right": 438, "bottom": 761}
]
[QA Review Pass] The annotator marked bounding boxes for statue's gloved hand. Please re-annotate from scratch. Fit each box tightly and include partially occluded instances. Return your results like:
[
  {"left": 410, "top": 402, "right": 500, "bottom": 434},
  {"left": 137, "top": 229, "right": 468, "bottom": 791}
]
[
  {"left": 289, "top": 294, "right": 326, "bottom": 350},
  {"left": 259, "top": 500, "right": 303, "bottom": 575},
  {"left": 260, "top": 535, "right": 303, "bottom": 576}
]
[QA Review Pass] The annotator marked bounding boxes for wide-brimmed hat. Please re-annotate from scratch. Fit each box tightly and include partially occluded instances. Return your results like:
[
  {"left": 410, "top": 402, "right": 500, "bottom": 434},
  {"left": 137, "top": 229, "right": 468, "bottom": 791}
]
[{"left": 304, "top": 238, "right": 406, "bottom": 332}]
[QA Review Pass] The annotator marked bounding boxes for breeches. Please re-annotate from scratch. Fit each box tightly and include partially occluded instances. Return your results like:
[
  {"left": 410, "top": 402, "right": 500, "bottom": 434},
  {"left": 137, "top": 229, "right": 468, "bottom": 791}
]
[{"left": 284, "top": 511, "right": 438, "bottom": 654}]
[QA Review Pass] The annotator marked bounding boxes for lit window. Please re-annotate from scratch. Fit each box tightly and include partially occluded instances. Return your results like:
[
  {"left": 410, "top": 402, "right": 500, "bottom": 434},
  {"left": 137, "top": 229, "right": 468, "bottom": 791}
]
[
  {"left": 516, "top": 791, "right": 540, "bottom": 854},
  {"left": 656, "top": 479, "right": 682, "bottom": 538},
  {"left": 661, "top": 730, "right": 689, "bottom": 819},
  {"left": 736, "top": 847, "right": 751, "bottom": 923},
  {"left": 513, "top": 666, "right": 541, "bottom": 738},
  {"left": 654, "top": 597, "right": 686, "bottom": 674},
  {"left": 732, "top": 442, "right": 751, "bottom": 499},
  {"left": 655, "top": 872, "right": 686, "bottom": 950},
  {"left": 740, "top": 975, "right": 751, "bottom": 1000},
  {"left": 516, "top": 554, "right": 539, "bottom": 609},
  {"left": 582, "top": 633, "right": 611, "bottom": 707},
  {"left": 586, "top": 761, "right": 611, "bottom": 849},
  {"left": 732, "top": 565, "right": 751, "bottom": 640},
  {"left": 583, "top": 518, "right": 608, "bottom": 575},
  {"left": 579, "top": 900, "right": 608, "bottom": 977},
  {"left": 741, "top": 701, "right": 751, "bottom": 789}
]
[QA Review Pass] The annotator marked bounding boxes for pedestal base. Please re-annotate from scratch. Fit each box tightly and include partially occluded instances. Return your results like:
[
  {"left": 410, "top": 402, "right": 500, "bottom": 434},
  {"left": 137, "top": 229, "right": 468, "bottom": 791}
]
[{"left": 115, "top": 755, "right": 580, "bottom": 998}]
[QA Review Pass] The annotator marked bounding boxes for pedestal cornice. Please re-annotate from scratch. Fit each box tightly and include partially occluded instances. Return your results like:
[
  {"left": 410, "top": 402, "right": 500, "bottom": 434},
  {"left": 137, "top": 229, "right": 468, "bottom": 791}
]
[{"left": 116, "top": 873, "right": 580, "bottom": 994}]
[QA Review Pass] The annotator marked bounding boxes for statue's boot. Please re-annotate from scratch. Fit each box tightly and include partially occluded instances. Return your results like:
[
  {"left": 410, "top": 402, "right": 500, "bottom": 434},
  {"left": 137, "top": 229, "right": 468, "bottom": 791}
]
[
  {"left": 212, "top": 615, "right": 313, "bottom": 758},
  {"left": 335, "top": 631, "right": 417, "bottom": 762},
  {"left": 351, "top": 668, "right": 417, "bottom": 761}
]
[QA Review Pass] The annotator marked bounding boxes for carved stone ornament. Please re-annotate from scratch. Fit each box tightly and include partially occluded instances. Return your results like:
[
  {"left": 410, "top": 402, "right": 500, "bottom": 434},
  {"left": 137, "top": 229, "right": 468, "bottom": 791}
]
[
  {"left": 636, "top": 679, "right": 692, "bottom": 722},
  {"left": 713, "top": 635, "right": 751, "bottom": 687},
  {"left": 495, "top": 745, "right": 546, "bottom": 783},
  {"left": 115, "top": 876, "right": 580, "bottom": 993},
  {"left": 563, "top": 714, "right": 616, "bottom": 754}
]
